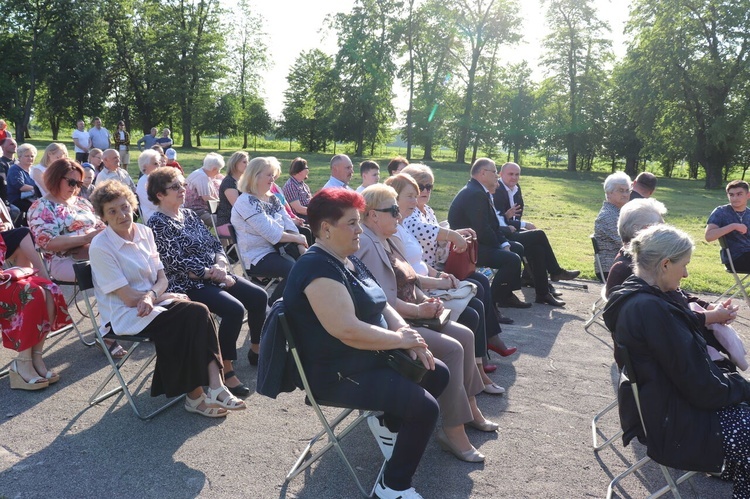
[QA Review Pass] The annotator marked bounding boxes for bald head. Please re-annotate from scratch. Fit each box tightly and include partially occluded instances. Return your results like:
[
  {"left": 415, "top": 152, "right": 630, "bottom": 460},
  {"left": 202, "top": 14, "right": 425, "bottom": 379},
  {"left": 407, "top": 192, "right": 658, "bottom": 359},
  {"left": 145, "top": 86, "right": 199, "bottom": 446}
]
[
  {"left": 500, "top": 162, "right": 521, "bottom": 189},
  {"left": 102, "top": 149, "right": 120, "bottom": 171},
  {"left": 1, "top": 138, "right": 17, "bottom": 158},
  {"left": 330, "top": 154, "right": 354, "bottom": 184}
]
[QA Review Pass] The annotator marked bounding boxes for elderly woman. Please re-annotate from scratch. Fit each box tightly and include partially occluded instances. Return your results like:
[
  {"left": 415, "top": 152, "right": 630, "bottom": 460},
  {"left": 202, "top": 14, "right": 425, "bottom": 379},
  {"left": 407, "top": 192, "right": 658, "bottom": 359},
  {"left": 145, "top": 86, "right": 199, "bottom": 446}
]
[
  {"left": 147, "top": 167, "right": 268, "bottom": 391},
  {"left": 135, "top": 149, "right": 161, "bottom": 223},
  {"left": 356, "top": 184, "right": 498, "bottom": 463},
  {"left": 7, "top": 143, "right": 41, "bottom": 222},
  {"left": 594, "top": 171, "right": 632, "bottom": 280},
  {"left": 283, "top": 188, "right": 448, "bottom": 499},
  {"left": 603, "top": 225, "right": 750, "bottom": 496},
  {"left": 2, "top": 267, "right": 71, "bottom": 390},
  {"left": 281, "top": 157, "right": 312, "bottom": 219},
  {"left": 89, "top": 180, "right": 245, "bottom": 417},
  {"left": 185, "top": 152, "right": 224, "bottom": 226},
  {"left": 31, "top": 143, "right": 68, "bottom": 197},
  {"left": 231, "top": 156, "right": 307, "bottom": 304},
  {"left": 401, "top": 164, "right": 517, "bottom": 356},
  {"left": 386, "top": 173, "right": 507, "bottom": 392},
  {"left": 215, "top": 151, "right": 248, "bottom": 237}
]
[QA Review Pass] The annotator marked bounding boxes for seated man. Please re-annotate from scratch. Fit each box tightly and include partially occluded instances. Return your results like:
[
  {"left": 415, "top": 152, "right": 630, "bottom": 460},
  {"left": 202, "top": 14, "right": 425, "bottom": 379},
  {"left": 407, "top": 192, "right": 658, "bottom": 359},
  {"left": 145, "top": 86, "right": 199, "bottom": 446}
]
[
  {"left": 356, "top": 160, "right": 380, "bottom": 193},
  {"left": 94, "top": 149, "right": 136, "bottom": 192},
  {"left": 493, "top": 162, "right": 579, "bottom": 301},
  {"left": 322, "top": 154, "right": 354, "bottom": 190},
  {"left": 448, "top": 158, "right": 531, "bottom": 309},
  {"left": 630, "top": 172, "right": 657, "bottom": 200},
  {"left": 705, "top": 179, "right": 750, "bottom": 272}
]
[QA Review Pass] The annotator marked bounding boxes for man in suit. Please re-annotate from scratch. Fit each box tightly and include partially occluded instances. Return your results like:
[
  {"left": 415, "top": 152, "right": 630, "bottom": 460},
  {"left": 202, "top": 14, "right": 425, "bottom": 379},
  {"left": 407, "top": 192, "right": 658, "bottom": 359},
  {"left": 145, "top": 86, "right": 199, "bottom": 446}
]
[
  {"left": 448, "top": 158, "right": 532, "bottom": 309},
  {"left": 493, "top": 162, "right": 579, "bottom": 303}
]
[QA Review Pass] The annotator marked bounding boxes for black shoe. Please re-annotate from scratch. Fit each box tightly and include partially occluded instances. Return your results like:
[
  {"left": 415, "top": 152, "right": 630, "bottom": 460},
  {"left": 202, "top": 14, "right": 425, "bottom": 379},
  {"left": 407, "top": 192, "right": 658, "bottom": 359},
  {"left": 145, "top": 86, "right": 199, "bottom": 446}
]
[
  {"left": 495, "top": 307, "right": 515, "bottom": 324},
  {"left": 535, "top": 293, "right": 566, "bottom": 307},
  {"left": 548, "top": 283, "right": 563, "bottom": 297},
  {"left": 247, "top": 349, "right": 259, "bottom": 366},
  {"left": 498, "top": 293, "right": 533, "bottom": 309},
  {"left": 550, "top": 269, "right": 580, "bottom": 282},
  {"left": 228, "top": 383, "right": 251, "bottom": 397}
]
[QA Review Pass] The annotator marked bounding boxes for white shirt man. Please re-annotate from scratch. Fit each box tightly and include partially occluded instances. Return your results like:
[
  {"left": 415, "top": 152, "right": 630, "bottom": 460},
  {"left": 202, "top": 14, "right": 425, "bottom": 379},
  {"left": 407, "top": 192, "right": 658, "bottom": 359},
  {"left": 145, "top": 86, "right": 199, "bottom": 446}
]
[
  {"left": 72, "top": 120, "right": 92, "bottom": 163},
  {"left": 95, "top": 149, "right": 136, "bottom": 193},
  {"left": 322, "top": 154, "right": 354, "bottom": 190}
]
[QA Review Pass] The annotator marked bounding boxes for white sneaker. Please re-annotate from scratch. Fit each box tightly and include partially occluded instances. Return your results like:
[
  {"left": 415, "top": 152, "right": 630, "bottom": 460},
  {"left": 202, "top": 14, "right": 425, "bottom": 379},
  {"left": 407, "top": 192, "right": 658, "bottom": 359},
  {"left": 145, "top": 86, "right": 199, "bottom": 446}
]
[
  {"left": 374, "top": 478, "right": 423, "bottom": 499},
  {"left": 367, "top": 414, "right": 397, "bottom": 460}
]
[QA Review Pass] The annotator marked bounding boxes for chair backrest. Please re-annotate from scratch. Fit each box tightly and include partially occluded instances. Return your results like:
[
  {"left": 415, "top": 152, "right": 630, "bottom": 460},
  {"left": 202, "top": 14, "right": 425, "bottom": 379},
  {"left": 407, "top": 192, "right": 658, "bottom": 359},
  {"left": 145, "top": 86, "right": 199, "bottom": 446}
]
[
  {"left": 616, "top": 342, "right": 647, "bottom": 438},
  {"left": 591, "top": 234, "right": 607, "bottom": 283},
  {"left": 73, "top": 261, "right": 94, "bottom": 291}
]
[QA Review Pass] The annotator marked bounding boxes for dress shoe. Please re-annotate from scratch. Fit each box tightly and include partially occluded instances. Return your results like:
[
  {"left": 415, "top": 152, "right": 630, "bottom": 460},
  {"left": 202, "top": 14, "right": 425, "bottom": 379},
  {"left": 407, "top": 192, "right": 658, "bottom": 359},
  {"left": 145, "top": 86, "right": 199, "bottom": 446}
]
[
  {"left": 483, "top": 382, "right": 506, "bottom": 395},
  {"left": 483, "top": 364, "right": 497, "bottom": 373},
  {"left": 498, "top": 293, "right": 532, "bottom": 309},
  {"left": 550, "top": 269, "right": 580, "bottom": 282},
  {"left": 247, "top": 349, "right": 259, "bottom": 366},
  {"left": 495, "top": 308, "right": 515, "bottom": 324},
  {"left": 466, "top": 418, "right": 499, "bottom": 432},
  {"left": 535, "top": 293, "right": 566, "bottom": 307},
  {"left": 548, "top": 283, "right": 563, "bottom": 297},
  {"left": 488, "top": 344, "right": 518, "bottom": 357},
  {"left": 435, "top": 428, "right": 485, "bottom": 463}
]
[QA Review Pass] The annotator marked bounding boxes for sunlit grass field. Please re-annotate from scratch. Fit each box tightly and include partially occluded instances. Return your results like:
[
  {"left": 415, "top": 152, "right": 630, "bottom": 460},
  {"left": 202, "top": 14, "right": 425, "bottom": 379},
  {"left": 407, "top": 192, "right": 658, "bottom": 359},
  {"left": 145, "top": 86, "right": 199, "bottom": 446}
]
[{"left": 25, "top": 133, "right": 734, "bottom": 295}]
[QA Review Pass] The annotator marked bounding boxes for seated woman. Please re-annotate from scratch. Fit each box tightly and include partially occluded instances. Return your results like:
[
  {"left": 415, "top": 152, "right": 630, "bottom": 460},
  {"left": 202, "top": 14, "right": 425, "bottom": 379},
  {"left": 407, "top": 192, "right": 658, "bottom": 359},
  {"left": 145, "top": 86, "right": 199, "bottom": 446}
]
[
  {"left": 283, "top": 188, "right": 448, "bottom": 499},
  {"left": 356, "top": 184, "right": 498, "bottom": 463},
  {"left": 386, "top": 173, "right": 507, "bottom": 393},
  {"left": 216, "top": 151, "right": 249, "bottom": 237},
  {"left": 603, "top": 224, "right": 750, "bottom": 495},
  {"left": 0, "top": 198, "right": 50, "bottom": 279},
  {"left": 7, "top": 143, "right": 41, "bottom": 224},
  {"left": 594, "top": 171, "right": 632, "bottom": 280},
  {"left": 270, "top": 180, "right": 314, "bottom": 246},
  {"left": 400, "top": 164, "right": 517, "bottom": 357},
  {"left": 146, "top": 167, "right": 268, "bottom": 392},
  {"left": 281, "top": 157, "right": 312, "bottom": 220},
  {"left": 88, "top": 180, "right": 245, "bottom": 417},
  {"left": 2, "top": 242, "right": 71, "bottom": 390},
  {"left": 31, "top": 142, "right": 68, "bottom": 198},
  {"left": 231, "top": 156, "right": 307, "bottom": 304}
]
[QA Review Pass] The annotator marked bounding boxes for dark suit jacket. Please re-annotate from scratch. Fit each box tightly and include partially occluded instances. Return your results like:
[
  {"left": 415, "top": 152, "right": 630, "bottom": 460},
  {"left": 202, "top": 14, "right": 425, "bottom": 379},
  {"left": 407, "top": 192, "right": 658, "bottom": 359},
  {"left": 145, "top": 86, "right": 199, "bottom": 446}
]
[
  {"left": 448, "top": 178, "right": 509, "bottom": 251},
  {"left": 492, "top": 180, "right": 524, "bottom": 231}
]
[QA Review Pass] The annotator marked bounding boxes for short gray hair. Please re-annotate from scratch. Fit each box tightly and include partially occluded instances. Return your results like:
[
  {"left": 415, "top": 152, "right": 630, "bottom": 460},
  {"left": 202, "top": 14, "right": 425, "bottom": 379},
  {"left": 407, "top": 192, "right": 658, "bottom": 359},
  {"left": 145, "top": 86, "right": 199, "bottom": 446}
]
[
  {"left": 630, "top": 224, "right": 693, "bottom": 275},
  {"left": 202, "top": 152, "right": 225, "bottom": 172},
  {"left": 138, "top": 149, "right": 161, "bottom": 174},
  {"left": 603, "top": 171, "right": 631, "bottom": 194},
  {"left": 618, "top": 198, "right": 667, "bottom": 243}
]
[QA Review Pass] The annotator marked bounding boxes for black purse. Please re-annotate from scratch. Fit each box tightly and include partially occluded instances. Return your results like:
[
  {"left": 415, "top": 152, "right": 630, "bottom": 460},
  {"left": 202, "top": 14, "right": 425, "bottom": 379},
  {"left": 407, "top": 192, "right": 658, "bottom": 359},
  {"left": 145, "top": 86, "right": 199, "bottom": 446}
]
[{"left": 335, "top": 257, "right": 427, "bottom": 384}]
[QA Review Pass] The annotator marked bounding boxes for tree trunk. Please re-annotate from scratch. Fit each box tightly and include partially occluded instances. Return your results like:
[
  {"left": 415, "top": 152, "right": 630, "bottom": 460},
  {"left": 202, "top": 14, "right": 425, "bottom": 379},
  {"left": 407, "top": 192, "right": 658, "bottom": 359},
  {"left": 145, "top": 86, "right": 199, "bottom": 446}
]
[
  {"left": 243, "top": 131, "right": 248, "bottom": 149},
  {"left": 196, "top": 133, "right": 202, "bottom": 147},
  {"left": 457, "top": 46, "right": 481, "bottom": 164}
]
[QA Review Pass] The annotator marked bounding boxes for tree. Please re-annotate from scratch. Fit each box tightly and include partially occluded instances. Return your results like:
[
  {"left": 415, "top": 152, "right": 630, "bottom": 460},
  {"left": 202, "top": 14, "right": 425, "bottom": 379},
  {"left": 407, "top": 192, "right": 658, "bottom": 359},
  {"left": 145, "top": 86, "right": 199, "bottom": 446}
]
[
  {"left": 541, "top": 0, "right": 612, "bottom": 171},
  {"left": 281, "top": 49, "right": 337, "bottom": 153},
  {"left": 244, "top": 97, "right": 273, "bottom": 151},
  {"left": 447, "top": 0, "right": 521, "bottom": 164},
  {"left": 497, "top": 62, "right": 539, "bottom": 163},
  {"left": 627, "top": 0, "right": 750, "bottom": 188}
]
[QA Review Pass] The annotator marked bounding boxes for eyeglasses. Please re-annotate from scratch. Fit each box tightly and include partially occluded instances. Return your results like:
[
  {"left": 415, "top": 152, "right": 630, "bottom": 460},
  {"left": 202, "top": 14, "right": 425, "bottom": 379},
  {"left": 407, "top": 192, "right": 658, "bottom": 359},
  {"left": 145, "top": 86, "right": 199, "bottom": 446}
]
[
  {"left": 167, "top": 182, "right": 187, "bottom": 191},
  {"left": 373, "top": 205, "right": 400, "bottom": 218},
  {"left": 418, "top": 183, "right": 433, "bottom": 192},
  {"left": 64, "top": 177, "right": 84, "bottom": 188}
]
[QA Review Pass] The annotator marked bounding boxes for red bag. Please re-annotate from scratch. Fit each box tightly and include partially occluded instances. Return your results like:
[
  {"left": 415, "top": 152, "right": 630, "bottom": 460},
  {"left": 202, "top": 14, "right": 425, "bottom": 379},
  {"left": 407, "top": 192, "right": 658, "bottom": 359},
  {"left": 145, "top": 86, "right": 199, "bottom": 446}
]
[
  {"left": 0, "top": 266, "right": 38, "bottom": 284},
  {"left": 443, "top": 238, "right": 478, "bottom": 280}
]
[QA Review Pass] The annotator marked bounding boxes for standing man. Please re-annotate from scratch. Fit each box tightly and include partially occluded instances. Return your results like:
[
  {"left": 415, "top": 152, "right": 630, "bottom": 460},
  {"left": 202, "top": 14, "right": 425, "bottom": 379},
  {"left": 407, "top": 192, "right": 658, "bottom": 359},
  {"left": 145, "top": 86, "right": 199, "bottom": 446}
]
[
  {"left": 706, "top": 180, "right": 750, "bottom": 272},
  {"left": 322, "top": 154, "right": 354, "bottom": 189},
  {"left": 88, "top": 117, "right": 111, "bottom": 150},
  {"left": 113, "top": 120, "right": 131, "bottom": 171},
  {"left": 155, "top": 128, "right": 173, "bottom": 151},
  {"left": 72, "top": 119, "right": 92, "bottom": 163},
  {"left": 448, "top": 158, "right": 531, "bottom": 309},
  {"left": 137, "top": 127, "right": 158, "bottom": 151},
  {"left": 630, "top": 172, "right": 658, "bottom": 200}
]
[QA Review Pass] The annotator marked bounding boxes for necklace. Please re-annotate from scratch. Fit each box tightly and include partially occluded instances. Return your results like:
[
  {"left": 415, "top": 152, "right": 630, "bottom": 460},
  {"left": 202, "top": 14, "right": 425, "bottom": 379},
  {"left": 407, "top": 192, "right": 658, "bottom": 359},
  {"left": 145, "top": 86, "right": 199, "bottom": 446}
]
[
  {"left": 312, "top": 242, "right": 348, "bottom": 265},
  {"left": 735, "top": 208, "right": 747, "bottom": 224}
]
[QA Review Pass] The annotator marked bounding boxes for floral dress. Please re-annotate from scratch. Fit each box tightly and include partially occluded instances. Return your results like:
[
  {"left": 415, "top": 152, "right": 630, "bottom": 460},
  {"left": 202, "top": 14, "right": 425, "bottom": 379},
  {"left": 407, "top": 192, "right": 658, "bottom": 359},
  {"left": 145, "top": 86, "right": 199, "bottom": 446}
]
[{"left": 0, "top": 238, "right": 71, "bottom": 351}]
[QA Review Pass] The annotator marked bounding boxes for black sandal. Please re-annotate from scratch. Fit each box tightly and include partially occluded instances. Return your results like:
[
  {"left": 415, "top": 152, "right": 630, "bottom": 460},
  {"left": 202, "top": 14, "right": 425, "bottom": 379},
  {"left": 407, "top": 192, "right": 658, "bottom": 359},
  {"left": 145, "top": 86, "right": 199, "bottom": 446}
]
[{"left": 224, "top": 370, "right": 251, "bottom": 397}]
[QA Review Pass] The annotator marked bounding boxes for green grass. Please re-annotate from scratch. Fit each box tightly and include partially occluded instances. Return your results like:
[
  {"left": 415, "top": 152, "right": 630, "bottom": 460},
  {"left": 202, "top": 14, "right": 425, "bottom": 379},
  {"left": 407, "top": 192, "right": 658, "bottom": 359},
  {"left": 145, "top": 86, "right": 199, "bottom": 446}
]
[{"left": 22, "top": 132, "right": 734, "bottom": 295}]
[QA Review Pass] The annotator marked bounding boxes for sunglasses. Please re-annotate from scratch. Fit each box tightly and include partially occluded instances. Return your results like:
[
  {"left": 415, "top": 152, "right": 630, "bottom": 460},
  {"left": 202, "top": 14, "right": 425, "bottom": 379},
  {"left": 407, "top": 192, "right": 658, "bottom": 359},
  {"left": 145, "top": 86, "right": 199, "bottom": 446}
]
[
  {"left": 167, "top": 182, "right": 187, "bottom": 191},
  {"left": 418, "top": 183, "right": 433, "bottom": 192},
  {"left": 64, "top": 177, "right": 84, "bottom": 188},
  {"left": 373, "top": 205, "right": 400, "bottom": 218}
]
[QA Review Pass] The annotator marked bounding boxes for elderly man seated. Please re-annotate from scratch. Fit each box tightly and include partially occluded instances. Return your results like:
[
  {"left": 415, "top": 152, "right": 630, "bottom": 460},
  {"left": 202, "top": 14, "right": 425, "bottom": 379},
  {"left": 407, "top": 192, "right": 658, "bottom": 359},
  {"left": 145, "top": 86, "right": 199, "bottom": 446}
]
[
  {"left": 185, "top": 152, "right": 225, "bottom": 226},
  {"left": 94, "top": 149, "right": 136, "bottom": 193},
  {"left": 322, "top": 154, "right": 354, "bottom": 190}
]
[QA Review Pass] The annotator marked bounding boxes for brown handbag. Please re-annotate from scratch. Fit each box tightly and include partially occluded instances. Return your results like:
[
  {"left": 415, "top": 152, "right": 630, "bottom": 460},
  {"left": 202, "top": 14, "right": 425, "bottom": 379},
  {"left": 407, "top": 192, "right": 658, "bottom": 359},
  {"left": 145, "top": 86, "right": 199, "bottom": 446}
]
[{"left": 443, "top": 238, "right": 478, "bottom": 280}]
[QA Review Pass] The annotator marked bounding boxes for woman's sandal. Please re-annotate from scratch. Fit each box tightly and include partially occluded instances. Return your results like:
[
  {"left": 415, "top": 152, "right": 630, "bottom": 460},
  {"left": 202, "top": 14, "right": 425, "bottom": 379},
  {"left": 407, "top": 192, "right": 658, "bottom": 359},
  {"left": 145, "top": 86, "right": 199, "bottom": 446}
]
[
  {"left": 9, "top": 359, "right": 49, "bottom": 391},
  {"left": 205, "top": 386, "right": 247, "bottom": 411},
  {"left": 31, "top": 351, "right": 59, "bottom": 384},
  {"left": 185, "top": 393, "right": 228, "bottom": 418},
  {"left": 97, "top": 339, "right": 128, "bottom": 359}
]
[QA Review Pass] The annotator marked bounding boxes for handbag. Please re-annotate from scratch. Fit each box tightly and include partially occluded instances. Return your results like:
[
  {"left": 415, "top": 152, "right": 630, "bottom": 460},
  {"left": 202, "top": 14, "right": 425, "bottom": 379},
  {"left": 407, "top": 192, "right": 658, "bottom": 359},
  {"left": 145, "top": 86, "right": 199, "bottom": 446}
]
[
  {"left": 443, "top": 237, "right": 478, "bottom": 280},
  {"left": 0, "top": 266, "right": 38, "bottom": 284},
  {"left": 427, "top": 281, "right": 477, "bottom": 322},
  {"left": 406, "top": 308, "right": 450, "bottom": 332}
]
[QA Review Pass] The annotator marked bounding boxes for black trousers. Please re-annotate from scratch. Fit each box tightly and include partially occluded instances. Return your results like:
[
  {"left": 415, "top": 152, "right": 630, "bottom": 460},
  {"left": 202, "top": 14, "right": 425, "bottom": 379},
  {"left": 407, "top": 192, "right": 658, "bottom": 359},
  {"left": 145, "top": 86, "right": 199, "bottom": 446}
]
[
  {"left": 508, "top": 230, "right": 560, "bottom": 297},
  {"left": 477, "top": 243, "right": 522, "bottom": 304}
]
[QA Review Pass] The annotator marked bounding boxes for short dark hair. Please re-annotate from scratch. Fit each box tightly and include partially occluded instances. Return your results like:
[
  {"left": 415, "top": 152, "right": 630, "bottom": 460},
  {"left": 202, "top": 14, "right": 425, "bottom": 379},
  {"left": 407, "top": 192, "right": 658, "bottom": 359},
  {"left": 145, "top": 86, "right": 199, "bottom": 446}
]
[
  {"left": 289, "top": 157, "right": 308, "bottom": 175},
  {"left": 726, "top": 180, "right": 750, "bottom": 193},
  {"left": 360, "top": 160, "right": 379, "bottom": 175},
  {"left": 147, "top": 167, "right": 181, "bottom": 205},
  {"left": 387, "top": 156, "right": 408, "bottom": 175},
  {"left": 44, "top": 158, "right": 85, "bottom": 197},
  {"left": 634, "top": 172, "right": 657, "bottom": 191},
  {"left": 307, "top": 188, "right": 366, "bottom": 238}
]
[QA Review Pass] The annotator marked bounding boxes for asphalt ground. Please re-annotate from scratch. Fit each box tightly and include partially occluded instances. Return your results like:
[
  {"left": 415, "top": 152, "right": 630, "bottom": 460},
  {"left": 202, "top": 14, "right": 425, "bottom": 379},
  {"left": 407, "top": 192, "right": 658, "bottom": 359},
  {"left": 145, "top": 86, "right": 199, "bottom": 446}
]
[{"left": 0, "top": 280, "right": 739, "bottom": 498}]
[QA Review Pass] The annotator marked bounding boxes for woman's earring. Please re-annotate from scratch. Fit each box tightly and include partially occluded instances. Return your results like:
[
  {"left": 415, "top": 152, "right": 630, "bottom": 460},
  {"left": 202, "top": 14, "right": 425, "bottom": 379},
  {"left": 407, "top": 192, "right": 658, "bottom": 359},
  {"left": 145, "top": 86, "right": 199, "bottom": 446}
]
[{"left": 326, "top": 231, "right": 330, "bottom": 239}]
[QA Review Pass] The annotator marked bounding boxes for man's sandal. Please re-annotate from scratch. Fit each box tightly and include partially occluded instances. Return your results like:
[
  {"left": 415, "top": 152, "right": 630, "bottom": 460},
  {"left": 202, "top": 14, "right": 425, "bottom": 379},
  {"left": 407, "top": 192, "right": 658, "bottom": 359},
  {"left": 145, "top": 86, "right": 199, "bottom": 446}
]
[
  {"left": 205, "top": 386, "right": 246, "bottom": 410},
  {"left": 185, "top": 394, "right": 228, "bottom": 418}
]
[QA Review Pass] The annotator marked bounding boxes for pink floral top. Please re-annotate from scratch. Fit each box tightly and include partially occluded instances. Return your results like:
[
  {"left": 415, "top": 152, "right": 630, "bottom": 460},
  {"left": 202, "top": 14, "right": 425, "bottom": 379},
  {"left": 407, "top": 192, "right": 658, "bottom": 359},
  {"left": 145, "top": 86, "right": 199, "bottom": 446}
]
[{"left": 28, "top": 196, "right": 105, "bottom": 264}]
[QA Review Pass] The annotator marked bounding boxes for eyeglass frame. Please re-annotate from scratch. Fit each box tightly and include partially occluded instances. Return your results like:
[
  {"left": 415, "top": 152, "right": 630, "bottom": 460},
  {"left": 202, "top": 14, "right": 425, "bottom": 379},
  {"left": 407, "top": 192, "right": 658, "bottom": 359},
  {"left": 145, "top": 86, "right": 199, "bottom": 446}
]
[
  {"left": 372, "top": 204, "right": 400, "bottom": 218},
  {"left": 418, "top": 183, "right": 434, "bottom": 192}
]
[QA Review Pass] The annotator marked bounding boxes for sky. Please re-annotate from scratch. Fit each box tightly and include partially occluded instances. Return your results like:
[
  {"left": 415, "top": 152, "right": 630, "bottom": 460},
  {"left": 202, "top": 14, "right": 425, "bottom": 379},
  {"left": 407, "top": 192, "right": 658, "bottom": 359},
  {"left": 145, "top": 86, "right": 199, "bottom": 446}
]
[{"left": 248, "top": 0, "right": 632, "bottom": 118}]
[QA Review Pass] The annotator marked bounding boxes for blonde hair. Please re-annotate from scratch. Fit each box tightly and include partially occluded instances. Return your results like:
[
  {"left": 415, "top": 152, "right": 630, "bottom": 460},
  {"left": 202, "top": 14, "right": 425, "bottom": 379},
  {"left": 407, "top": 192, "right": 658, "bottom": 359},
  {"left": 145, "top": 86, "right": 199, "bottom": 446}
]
[
  {"left": 226, "top": 151, "right": 249, "bottom": 178},
  {"left": 384, "top": 173, "right": 419, "bottom": 197},
  {"left": 237, "top": 156, "right": 281, "bottom": 195},
  {"left": 40, "top": 143, "right": 68, "bottom": 167},
  {"left": 361, "top": 184, "right": 398, "bottom": 219},
  {"left": 400, "top": 164, "right": 434, "bottom": 186},
  {"left": 630, "top": 224, "right": 693, "bottom": 275}
]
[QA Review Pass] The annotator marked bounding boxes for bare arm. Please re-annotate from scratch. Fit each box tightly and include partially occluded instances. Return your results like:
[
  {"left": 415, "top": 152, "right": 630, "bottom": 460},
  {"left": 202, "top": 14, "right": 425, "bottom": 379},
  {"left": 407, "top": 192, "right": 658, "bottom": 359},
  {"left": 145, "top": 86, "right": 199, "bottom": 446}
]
[
  {"left": 224, "top": 188, "right": 240, "bottom": 206},
  {"left": 289, "top": 199, "right": 308, "bottom": 216},
  {"left": 705, "top": 223, "right": 746, "bottom": 242}
]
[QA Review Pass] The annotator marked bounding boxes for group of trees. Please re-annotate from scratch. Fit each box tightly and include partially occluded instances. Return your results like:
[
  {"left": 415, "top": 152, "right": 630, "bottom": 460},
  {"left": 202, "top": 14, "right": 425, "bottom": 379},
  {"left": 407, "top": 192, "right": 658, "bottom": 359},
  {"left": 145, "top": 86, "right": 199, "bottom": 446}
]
[
  {"left": 0, "top": 0, "right": 272, "bottom": 149},
  {"left": 4, "top": 0, "right": 750, "bottom": 188}
]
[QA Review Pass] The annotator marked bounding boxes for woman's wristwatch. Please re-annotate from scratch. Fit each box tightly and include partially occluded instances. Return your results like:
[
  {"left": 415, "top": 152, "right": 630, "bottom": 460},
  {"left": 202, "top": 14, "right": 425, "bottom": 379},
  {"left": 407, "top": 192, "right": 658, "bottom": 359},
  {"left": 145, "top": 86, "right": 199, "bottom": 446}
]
[{"left": 148, "top": 289, "right": 158, "bottom": 300}]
